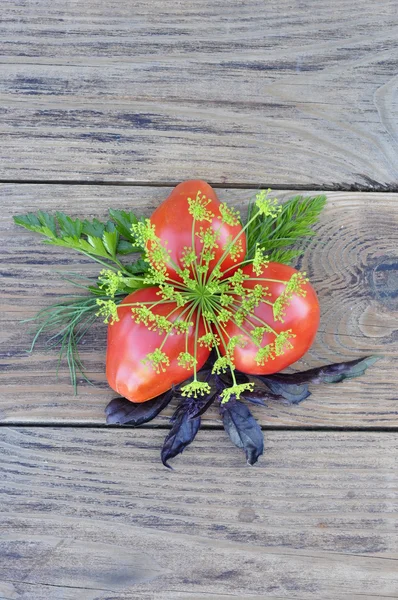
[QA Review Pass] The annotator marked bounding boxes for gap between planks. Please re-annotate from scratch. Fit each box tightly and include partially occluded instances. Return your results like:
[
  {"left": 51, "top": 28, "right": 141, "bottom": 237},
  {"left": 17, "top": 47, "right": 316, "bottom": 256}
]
[
  {"left": 1, "top": 423, "right": 398, "bottom": 432},
  {"left": 1, "top": 179, "right": 398, "bottom": 192}
]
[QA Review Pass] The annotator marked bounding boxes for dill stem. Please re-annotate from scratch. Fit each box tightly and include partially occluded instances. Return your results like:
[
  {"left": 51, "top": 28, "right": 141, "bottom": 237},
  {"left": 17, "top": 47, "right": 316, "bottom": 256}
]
[
  {"left": 78, "top": 251, "right": 124, "bottom": 273},
  {"left": 244, "top": 277, "right": 287, "bottom": 284},
  {"left": 229, "top": 300, "right": 279, "bottom": 336},
  {"left": 191, "top": 215, "right": 201, "bottom": 285},
  {"left": 218, "top": 258, "right": 254, "bottom": 277},
  {"left": 206, "top": 207, "right": 262, "bottom": 283},
  {"left": 157, "top": 302, "right": 195, "bottom": 352},
  {"left": 207, "top": 297, "right": 264, "bottom": 349},
  {"left": 192, "top": 302, "right": 201, "bottom": 380}
]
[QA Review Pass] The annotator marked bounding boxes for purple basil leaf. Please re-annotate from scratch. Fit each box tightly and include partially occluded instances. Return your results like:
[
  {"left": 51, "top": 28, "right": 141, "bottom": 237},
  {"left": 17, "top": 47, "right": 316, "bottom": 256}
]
[
  {"left": 219, "top": 370, "right": 250, "bottom": 386},
  {"left": 220, "top": 399, "right": 264, "bottom": 465},
  {"left": 240, "top": 388, "right": 277, "bottom": 406},
  {"left": 186, "top": 391, "right": 218, "bottom": 420},
  {"left": 201, "top": 350, "right": 217, "bottom": 371},
  {"left": 161, "top": 406, "right": 201, "bottom": 469},
  {"left": 256, "top": 377, "right": 311, "bottom": 404},
  {"left": 105, "top": 388, "right": 174, "bottom": 425},
  {"left": 261, "top": 355, "right": 382, "bottom": 386},
  {"left": 298, "top": 355, "right": 382, "bottom": 383}
]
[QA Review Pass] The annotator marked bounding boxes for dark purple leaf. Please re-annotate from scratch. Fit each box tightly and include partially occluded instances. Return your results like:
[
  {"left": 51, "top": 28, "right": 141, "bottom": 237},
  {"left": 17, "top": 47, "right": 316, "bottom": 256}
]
[
  {"left": 186, "top": 391, "right": 218, "bottom": 420},
  {"left": 105, "top": 388, "right": 174, "bottom": 425},
  {"left": 219, "top": 370, "right": 250, "bottom": 386},
  {"left": 256, "top": 377, "right": 311, "bottom": 404},
  {"left": 220, "top": 399, "right": 264, "bottom": 465},
  {"left": 201, "top": 349, "right": 217, "bottom": 371},
  {"left": 259, "top": 355, "right": 381, "bottom": 388},
  {"left": 240, "top": 388, "right": 277, "bottom": 406},
  {"left": 161, "top": 405, "right": 201, "bottom": 469}
]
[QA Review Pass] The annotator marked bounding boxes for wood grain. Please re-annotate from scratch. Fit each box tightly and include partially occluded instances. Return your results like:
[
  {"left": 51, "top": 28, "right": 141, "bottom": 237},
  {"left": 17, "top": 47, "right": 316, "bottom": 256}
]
[
  {"left": 1, "top": 185, "right": 397, "bottom": 426},
  {"left": 1, "top": 1, "right": 398, "bottom": 186},
  {"left": 0, "top": 427, "right": 397, "bottom": 599}
]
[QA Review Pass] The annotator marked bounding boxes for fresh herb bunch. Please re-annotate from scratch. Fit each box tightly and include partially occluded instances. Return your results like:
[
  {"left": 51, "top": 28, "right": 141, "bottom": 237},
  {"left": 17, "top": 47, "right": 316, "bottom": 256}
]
[
  {"left": 14, "top": 189, "right": 325, "bottom": 393},
  {"left": 14, "top": 209, "right": 152, "bottom": 390},
  {"left": 13, "top": 183, "right": 382, "bottom": 466}
]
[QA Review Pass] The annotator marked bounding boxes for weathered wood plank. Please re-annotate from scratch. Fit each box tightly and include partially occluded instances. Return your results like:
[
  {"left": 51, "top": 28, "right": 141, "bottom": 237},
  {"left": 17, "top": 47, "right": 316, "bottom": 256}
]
[
  {"left": 0, "top": 428, "right": 397, "bottom": 599},
  {"left": 1, "top": 1, "right": 398, "bottom": 185},
  {"left": 1, "top": 185, "right": 397, "bottom": 426}
]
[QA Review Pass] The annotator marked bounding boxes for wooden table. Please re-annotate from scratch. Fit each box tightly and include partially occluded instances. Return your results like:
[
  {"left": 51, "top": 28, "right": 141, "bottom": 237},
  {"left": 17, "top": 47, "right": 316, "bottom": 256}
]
[{"left": 1, "top": 2, "right": 397, "bottom": 598}]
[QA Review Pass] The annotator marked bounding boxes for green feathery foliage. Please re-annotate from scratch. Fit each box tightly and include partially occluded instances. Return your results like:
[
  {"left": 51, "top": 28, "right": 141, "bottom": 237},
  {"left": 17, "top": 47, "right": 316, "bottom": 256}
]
[
  {"left": 245, "top": 192, "right": 326, "bottom": 263},
  {"left": 13, "top": 206, "right": 153, "bottom": 392},
  {"left": 23, "top": 291, "right": 123, "bottom": 392}
]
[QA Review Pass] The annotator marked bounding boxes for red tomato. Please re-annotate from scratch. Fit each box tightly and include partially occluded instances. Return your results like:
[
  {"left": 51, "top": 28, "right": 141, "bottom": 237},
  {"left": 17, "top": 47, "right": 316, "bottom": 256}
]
[
  {"left": 149, "top": 180, "right": 246, "bottom": 282},
  {"left": 219, "top": 263, "right": 320, "bottom": 374},
  {"left": 106, "top": 288, "right": 210, "bottom": 402}
]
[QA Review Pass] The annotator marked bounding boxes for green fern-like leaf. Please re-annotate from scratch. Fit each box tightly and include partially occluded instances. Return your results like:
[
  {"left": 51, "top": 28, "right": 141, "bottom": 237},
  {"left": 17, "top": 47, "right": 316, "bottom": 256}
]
[{"left": 246, "top": 194, "right": 326, "bottom": 264}]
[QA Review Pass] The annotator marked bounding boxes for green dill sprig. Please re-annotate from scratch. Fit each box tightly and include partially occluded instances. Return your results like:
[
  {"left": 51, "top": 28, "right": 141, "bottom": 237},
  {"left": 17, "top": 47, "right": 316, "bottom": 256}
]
[
  {"left": 21, "top": 265, "right": 147, "bottom": 392},
  {"left": 23, "top": 290, "right": 125, "bottom": 392},
  {"left": 245, "top": 191, "right": 326, "bottom": 263}
]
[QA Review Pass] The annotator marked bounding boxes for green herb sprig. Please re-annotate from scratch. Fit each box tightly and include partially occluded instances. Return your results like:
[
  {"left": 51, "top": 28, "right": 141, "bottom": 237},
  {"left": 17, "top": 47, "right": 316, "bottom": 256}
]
[
  {"left": 13, "top": 209, "right": 149, "bottom": 275},
  {"left": 246, "top": 193, "right": 326, "bottom": 264},
  {"left": 24, "top": 292, "right": 107, "bottom": 391}
]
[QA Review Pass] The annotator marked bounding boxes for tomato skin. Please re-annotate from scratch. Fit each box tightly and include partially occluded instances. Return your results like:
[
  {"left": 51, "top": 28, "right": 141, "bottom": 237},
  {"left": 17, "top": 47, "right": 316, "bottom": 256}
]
[
  {"left": 106, "top": 288, "right": 210, "bottom": 403},
  {"left": 220, "top": 263, "right": 320, "bottom": 374},
  {"left": 149, "top": 180, "right": 246, "bottom": 282}
]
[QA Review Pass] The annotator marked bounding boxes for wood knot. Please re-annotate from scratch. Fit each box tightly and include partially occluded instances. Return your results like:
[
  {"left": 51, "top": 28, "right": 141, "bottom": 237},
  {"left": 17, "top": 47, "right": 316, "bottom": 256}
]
[
  {"left": 369, "top": 257, "right": 398, "bottom": 309},
  {"left": 238, "top": 507, "right": 257, "bottom": 523}
]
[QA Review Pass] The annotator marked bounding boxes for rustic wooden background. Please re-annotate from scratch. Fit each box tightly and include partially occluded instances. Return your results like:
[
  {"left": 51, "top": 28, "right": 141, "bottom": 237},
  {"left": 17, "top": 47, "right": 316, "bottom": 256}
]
[{"left": 1, "top": 2, "right": 397, "bottom": 599}]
